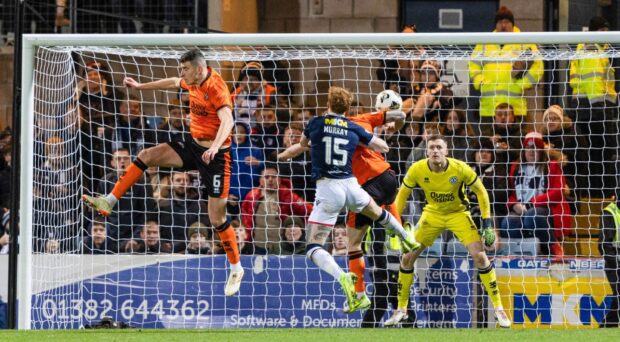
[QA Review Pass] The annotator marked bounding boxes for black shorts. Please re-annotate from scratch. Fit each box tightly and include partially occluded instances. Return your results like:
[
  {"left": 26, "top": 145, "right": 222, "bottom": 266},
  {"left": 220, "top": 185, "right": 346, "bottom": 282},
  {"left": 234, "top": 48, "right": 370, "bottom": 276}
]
[
  {"left": 347, "top": 169, "right": 399, "bottom": 229},
  {"left": 167, "top": 140, "right": 231, "bottom": 198}
]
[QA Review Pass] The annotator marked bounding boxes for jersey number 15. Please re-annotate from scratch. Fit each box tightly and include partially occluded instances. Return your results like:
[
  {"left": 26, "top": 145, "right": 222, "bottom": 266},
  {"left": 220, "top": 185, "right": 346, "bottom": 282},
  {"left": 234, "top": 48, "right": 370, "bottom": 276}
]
[{"left": 322, "top": 137, "right": 348, "bottom": 166}]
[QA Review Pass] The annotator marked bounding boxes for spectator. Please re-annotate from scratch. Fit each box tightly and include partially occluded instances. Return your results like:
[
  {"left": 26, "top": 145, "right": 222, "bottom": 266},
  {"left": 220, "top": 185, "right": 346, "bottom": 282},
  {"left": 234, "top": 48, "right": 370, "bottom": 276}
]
[
  {"left": 439, "top": 108, "right": 474, "bottom": 162},
  {"left": 109, "top": 94, "right": 157, "bottom": 156},
  {"left": 0, "top": 202, "right": 9, "bottom": 254},
  {"left": 539, "top": 104, "right": 587, "bottom": 196},
  {"left": 185, "top": 221, "right": 212, "bottom": 255},
  {"left": 376, "top": 24, "right": 423, "bottom": 97},
  {"left": 385, "top": 120, "right": 423, "bottom": 180},
  {"left": 331, "top": 224, "right": 348, "bottom": 256},
  {"left": 95, "top": 148, "right": 156, "bottom": 245},
  {"left": 0, "top": 145, "right": 12, "bottom": 207},
  {"left": 156, "top": 99, "right": 191, "bottom": 143},
  {"left": 469, "top": 6, "right": 543, "bottom": 131},
  {"left": 79, "top": 106, "right": 110, "bottom": 192},
  {"left": 468, "top": 138, "right": 509, "bottom": 228},
  {"left": 231, "top": 62, "right": 277, "bottom": 127},
  {"left": 280, "top": 216, "right": 306, "bottom": 255},
  {"left": 482, "top": 103, "right": 524, "bottom": 164},
  {"left": 230, "top": 122, "right": 264, "bottom": 215},
  {"left": 411, "top": 60, "right": 454, "bottom": 122},
  {"left": 77, "top": 61, "right": 118, "bottom": 118},
  {"left": 34, "top": 137, "right": 81, "bottom": 254},
  {"left": 241, "top": 164, "right": 313, "bottom": 254},
  {"left": 598, "top": 197, "right": 620, "bottom": 327},
  {"left": 273, "top": 123, "right": 315, "bottom": 202},
  {"left": 402, "top": 123, "right": 440, "bottom": 223},
  {"left": 123, "top": 220, "right": 171, "bottom": 254},
  {"left": 82, "top": 217, "right": 117, "bottom": 254},
  {"left": 251, "top": 106, "right": 282, "bottom": 160},
  {"left": 158, "top": 171, "right": 209, "bottom": 252},
  {"left": 291, "top": 108, "right": 315, "bottom": 126},
  {"left": 213, "top": 219, "right": 258, "bottom": 255},
  {"left": 501, "top": 132, "right": 572, "bottom": 259},
  {"left": 570, "top": 16, "right": 618, "bottom": 196}
]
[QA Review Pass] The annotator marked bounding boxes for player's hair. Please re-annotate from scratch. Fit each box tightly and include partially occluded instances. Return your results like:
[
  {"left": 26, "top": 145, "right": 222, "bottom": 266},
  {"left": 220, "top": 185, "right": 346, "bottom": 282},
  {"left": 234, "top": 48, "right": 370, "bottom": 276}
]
[
  {"left": 327, "top": 86, "right": 353, "bottom": 114},
  {"left": 426, "top": 134, "right": 448, "bottom": 144},
  {"left": 179, "top": 49, "right": 206, "bottom": 66}
]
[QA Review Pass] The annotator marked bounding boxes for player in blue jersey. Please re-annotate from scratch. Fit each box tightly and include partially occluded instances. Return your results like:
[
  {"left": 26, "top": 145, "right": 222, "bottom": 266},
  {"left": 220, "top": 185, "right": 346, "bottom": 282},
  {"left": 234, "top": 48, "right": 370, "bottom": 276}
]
[{"left": 298, "top": 87, "right": 419, "bottom": 312}]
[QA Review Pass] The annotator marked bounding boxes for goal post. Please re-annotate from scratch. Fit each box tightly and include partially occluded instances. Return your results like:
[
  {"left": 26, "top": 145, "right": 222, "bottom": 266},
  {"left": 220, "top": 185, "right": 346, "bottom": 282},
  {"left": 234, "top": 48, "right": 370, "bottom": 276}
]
[{"left": 17, "top": 32, "right": 620, "bottom": 329}]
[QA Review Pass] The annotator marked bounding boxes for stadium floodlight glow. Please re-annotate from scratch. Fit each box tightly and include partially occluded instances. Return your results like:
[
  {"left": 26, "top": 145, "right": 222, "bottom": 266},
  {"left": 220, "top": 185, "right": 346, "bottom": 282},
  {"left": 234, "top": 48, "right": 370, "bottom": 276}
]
[{"left": 18, "top": 32, "right": 620, "bottom": 330}]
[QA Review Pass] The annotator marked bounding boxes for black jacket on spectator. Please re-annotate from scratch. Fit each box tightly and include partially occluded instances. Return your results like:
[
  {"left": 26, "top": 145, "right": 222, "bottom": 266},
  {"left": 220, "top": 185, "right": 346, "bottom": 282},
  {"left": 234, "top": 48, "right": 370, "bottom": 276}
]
[
  {"left": 122, "top": 239, "right": 172, "bottom": 254},
  {"left": 271, "top": 150, "right": 316, "bottom": 202},
  {"left": 251, "top": 125, "right": 281, "bottom": 160},
  {"left": 97, "top": 172, "right": 156, "bottom": 243},
  {"left": 107, "top": 117, "right": 157, "bottom": 157},
  {"left": 543, "top": 125, "right": 587, "bottom": 192},
  {"left": 157, "top": 197, "right": 209, "bottom": 252},
  {"left": 470, "top": 163, "right": 509, "bottom": 225}
]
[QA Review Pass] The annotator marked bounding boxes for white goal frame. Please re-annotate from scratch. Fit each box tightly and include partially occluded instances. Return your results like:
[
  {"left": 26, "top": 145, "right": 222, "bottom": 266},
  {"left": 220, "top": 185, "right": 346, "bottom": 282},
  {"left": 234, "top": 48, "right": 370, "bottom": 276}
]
[{"left": 18, "top": 31, "right": 620, "bottom": 329}]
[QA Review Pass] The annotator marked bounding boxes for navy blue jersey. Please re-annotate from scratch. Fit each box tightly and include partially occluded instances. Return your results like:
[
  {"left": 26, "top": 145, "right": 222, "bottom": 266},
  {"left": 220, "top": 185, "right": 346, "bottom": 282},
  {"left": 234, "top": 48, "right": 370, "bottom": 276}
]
[{"left": 304, "top": 113, "right": 374, "bottom": 181}]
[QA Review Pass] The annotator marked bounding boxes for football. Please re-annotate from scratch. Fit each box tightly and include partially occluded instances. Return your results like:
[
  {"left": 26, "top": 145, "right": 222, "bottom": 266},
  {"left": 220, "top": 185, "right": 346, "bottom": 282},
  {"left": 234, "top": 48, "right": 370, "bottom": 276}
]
[{"left": 374, "top": 89, "right": 403, "bottom": 112}]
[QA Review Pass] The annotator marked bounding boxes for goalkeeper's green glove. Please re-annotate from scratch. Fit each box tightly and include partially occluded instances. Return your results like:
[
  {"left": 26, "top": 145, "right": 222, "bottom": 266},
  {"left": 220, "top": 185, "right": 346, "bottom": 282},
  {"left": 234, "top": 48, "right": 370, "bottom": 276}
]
[{"left": 481, "top": 218, "right": 496, "bottom": 247}]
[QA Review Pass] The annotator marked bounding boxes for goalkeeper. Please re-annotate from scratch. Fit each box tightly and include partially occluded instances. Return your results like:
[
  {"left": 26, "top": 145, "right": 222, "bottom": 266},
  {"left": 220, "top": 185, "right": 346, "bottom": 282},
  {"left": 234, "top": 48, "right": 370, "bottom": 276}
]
[{"left": 385, "top": 134, "right": 511, "bottom": 328}]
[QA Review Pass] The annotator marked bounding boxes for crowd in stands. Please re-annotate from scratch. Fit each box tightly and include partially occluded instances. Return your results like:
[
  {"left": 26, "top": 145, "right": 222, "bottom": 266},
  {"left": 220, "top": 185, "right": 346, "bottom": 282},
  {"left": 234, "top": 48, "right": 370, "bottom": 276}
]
[{"left": 2, "top": 7, "right": 620, "bottom": 264}]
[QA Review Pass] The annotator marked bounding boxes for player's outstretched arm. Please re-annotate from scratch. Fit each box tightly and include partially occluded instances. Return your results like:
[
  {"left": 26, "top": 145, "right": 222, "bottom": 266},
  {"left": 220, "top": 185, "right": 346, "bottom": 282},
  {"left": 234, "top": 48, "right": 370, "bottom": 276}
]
[
  {"left": 367, "top": 136, "right": 389, "bottom": 153},
  {"left": 277, "top": 143, "right": 309, "bottom": 161},
  {"left": 123, "top": 76, "right": 181, "bottom": 91}
]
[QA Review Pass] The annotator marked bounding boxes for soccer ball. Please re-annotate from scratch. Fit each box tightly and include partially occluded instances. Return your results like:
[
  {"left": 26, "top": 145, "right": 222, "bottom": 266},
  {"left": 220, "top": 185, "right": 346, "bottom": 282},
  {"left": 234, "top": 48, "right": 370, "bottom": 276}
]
[{"left": 375, "top": 90, "right": 403, "bottom": 112}]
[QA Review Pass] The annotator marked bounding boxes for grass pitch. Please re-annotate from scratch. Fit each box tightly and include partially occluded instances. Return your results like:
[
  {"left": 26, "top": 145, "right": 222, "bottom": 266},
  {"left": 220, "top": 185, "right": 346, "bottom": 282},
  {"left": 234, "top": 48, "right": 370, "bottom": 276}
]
[{"left": 0, "top": 328, "right": 617, "bottom": 342}]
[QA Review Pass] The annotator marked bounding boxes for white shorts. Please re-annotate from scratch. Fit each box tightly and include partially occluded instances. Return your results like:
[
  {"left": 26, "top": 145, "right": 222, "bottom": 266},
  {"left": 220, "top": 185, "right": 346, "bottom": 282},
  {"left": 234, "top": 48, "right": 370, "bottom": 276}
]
[{"left": 308, "top": 177, "right": 372, "bottom": 227}]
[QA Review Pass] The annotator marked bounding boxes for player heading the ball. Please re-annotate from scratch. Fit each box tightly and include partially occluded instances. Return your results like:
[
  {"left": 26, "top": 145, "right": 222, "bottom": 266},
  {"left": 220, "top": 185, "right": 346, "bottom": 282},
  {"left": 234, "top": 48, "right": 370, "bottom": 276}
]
[{"left": 82, "top": 49, "right": 244, "bottom": 296}]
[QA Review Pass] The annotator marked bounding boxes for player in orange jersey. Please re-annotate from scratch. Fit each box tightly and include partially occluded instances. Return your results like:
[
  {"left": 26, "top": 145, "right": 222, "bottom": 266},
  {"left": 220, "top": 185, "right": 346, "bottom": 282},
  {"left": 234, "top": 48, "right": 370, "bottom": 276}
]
[
  {"left": 342, "top": 107, "right": 409, "bottom": 314},
  {"left": 82, "top": 49, "right": 244, "bottom": 296}
]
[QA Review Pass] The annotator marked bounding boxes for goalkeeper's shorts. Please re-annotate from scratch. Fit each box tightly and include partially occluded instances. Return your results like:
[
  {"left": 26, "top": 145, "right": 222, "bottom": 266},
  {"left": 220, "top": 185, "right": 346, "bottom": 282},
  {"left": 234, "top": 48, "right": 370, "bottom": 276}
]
[{"left": 415, "top": 210, "right": 480, "bottom": 247}]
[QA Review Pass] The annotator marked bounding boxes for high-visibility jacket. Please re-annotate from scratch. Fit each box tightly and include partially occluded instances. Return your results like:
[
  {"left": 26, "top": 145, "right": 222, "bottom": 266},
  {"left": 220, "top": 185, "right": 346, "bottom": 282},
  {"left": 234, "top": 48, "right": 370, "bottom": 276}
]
[
  {"left": 569, "top": 43, "right": 617, "bottom": 104},
  {"left": 469, "top": 26, "right": 544, "bottom": 117},
  {"left": 603, "top": 202, "right": 620, "bottom": 246}
]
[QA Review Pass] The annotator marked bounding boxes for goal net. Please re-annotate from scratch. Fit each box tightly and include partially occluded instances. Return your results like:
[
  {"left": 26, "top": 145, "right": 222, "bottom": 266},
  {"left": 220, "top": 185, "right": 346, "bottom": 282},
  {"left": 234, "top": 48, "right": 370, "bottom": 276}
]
[{"left": 18, "top": 33, "right": 619, "bottom": 329}]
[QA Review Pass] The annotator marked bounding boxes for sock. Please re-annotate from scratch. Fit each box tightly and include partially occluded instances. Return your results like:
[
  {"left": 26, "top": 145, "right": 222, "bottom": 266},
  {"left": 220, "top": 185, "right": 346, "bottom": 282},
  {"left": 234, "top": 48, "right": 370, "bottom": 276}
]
[
  {"left": 110, "top": 159, "right": 148, "bottom": 201},
  {"left": 216, "top": 225, "right": 240, "bottom": 267},
  {"left": 378, "top": 209, "right": 407, "bottom": 240},
  {"left": 348, "top": 250, "right": 365, "bottom": 293},
  {"left": 479, "top": 263, "right": 502, "bottom": 309},
  {"left": 105, "top": 194, "right": 118, "bottom": 207},
  {"left": 309, "top": 247, "right": 343, "bottom": 279},
  {"left": 397, "top": 267, "right": 414, "bottom": 310}
]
